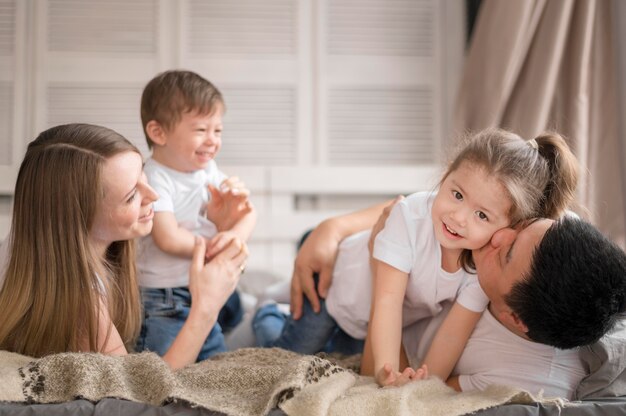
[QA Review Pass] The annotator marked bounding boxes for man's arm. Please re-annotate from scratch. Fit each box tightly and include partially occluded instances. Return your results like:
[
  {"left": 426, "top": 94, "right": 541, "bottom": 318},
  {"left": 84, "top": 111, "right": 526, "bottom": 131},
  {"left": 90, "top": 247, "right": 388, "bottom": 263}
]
[{"left": 290, "top": 198, "right": 399, "bottom": 319}]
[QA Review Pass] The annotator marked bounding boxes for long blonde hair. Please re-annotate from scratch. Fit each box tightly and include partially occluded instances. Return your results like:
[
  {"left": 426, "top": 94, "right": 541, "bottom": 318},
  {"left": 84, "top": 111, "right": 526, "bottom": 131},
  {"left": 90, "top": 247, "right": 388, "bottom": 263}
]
[{"left": 0, "top": 124, "right": 142, "bottom": 357}]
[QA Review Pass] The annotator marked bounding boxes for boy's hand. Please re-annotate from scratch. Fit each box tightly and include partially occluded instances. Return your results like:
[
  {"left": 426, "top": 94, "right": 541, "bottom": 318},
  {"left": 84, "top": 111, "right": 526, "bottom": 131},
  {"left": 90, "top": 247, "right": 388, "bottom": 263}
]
[
  {"left": 206, "top": 179, "right": 252, "bottom": 231},
  {"left": 220, "top": 176, "right": 249, "bottom": 196}
]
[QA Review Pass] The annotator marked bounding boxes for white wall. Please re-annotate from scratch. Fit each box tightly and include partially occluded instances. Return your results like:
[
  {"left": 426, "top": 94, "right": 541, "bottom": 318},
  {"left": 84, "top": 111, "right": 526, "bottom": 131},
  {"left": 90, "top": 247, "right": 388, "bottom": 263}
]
[{"left": 0, "top": 0, "right": 465, "bottom": 278}]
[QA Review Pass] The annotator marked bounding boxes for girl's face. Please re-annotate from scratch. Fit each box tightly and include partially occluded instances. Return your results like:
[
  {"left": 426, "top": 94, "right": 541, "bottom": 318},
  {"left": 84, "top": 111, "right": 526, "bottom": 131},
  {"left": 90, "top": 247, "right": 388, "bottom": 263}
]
[
  {"left": 431, "top": 162, "right": 511, "bottom": 251},
  {"left": 91, "top": 151, "right": 158, "bottom": 249}
]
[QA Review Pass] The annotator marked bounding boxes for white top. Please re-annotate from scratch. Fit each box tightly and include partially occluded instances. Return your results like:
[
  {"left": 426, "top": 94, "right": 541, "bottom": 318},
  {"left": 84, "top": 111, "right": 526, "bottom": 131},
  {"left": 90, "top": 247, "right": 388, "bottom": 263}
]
[
  {"left": 402, "top": 305, "right": 586, "bottom": 399},
  {"left": 325, "top": 191, "right": 488, "bottom": 339},
  {"left": 136, "top": 157, "right": 227, "bottom": 288}
]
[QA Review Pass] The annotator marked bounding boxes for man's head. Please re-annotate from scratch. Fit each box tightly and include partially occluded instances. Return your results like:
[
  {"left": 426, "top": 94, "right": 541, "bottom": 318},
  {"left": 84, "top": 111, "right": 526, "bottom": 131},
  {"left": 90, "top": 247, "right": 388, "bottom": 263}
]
[{"left": 474, "top": 216, "right": 626, "bottom": 349}]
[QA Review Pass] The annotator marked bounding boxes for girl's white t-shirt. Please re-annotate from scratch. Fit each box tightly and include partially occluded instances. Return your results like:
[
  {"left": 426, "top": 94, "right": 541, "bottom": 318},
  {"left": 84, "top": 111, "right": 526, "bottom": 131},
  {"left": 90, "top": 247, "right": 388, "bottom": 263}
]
[{"left": 325, "top": 191, "right": 488, "bottom": 339}]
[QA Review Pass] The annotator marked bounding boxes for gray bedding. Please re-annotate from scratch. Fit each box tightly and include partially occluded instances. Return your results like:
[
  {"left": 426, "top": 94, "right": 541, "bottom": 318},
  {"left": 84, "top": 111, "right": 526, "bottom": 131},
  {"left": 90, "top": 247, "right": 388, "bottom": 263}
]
[{"left": 1, "top": 397, "right": 625, "bottom": 416}]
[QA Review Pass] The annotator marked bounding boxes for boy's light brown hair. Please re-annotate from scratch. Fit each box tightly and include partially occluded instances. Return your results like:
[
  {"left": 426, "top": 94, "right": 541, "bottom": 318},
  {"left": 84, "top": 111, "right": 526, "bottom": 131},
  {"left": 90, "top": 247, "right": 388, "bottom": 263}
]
[{"left": 141, "top": 70, "right": 224, "bottom": 149}]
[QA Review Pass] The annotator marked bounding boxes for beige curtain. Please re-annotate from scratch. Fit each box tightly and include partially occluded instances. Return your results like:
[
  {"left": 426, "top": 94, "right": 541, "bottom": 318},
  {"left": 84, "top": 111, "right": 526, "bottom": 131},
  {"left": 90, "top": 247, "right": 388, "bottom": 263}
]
[{"left": 454, "top": 0, "right": 625, "bottom": 247}]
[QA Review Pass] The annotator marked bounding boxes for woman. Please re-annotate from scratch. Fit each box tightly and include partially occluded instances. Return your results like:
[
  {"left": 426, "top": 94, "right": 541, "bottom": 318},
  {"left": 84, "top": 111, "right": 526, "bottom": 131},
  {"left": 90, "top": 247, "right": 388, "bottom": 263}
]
[{"left": 0, "top": 123, "right": 247, "bottom": 369}]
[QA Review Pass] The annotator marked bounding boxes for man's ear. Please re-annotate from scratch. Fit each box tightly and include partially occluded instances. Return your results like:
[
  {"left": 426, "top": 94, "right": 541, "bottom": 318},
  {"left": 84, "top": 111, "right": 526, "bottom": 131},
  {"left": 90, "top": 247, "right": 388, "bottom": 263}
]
[
  {"left": 499, "top": 309, "right": 529, "bottom": 336},
  {"left": 146, "top": 120, "right": 167, "bottom": 146}
]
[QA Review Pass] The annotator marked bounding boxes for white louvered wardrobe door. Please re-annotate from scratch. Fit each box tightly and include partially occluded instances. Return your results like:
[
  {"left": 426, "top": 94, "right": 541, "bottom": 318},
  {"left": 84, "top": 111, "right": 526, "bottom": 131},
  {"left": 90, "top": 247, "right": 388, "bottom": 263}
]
[
  {"left": 319, "top": 0, "right": 443, "bottom": 168},
  {"left": 34, "top": 0, "right": 161, "bottom": 156},
  {"left": 180, "top": 0, "right": 313, "bottom": 273},
  {"left": 181, "top": 0, "right": 310, "bottom": 168},
  {"left": 0, "top": 0, "right": 25, "bottom": 194}
]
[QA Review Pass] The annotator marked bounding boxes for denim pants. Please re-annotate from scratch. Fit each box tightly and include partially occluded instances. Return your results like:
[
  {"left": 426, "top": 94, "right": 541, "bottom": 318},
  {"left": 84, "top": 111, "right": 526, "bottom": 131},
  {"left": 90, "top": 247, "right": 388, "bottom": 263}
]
[
  {"left": 135, "top": 287, "right": 243, "bottom": 361},
  {"left": 252, "top": 278, "right": 364, "bottom": 355}
]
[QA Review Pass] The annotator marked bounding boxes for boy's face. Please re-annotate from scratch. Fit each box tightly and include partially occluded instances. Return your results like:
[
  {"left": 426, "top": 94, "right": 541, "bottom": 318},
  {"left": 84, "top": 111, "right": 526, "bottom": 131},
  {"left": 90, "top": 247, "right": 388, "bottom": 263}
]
[{"left": 156, "top": 108, "right": 223, "bottom": 172}]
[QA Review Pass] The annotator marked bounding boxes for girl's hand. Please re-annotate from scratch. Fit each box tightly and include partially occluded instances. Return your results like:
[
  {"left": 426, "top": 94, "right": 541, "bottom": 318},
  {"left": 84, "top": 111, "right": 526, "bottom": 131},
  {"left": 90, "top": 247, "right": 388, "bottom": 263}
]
[
  {"left": 376, "top": 363, "right": 416, "bottom": 387},
  {"left": 410, "top": 364, "right": 429, "bottom": 381},
  {"left": 189, "top": 236, "right": 248, "bottom": 317}
]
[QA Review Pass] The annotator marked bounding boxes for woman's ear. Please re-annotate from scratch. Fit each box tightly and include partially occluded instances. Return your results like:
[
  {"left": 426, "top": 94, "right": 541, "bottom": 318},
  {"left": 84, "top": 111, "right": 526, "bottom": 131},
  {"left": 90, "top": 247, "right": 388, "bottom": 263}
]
[{"left": 146, "top": 120, "right": 166, "bottom": 146}]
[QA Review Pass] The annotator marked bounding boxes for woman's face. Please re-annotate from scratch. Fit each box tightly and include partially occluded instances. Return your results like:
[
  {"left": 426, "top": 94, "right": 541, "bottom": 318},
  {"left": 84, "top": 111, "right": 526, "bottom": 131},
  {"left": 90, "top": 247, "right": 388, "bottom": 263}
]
[{"left": 91, "top": 151, "right": 158, "bottom": 248}]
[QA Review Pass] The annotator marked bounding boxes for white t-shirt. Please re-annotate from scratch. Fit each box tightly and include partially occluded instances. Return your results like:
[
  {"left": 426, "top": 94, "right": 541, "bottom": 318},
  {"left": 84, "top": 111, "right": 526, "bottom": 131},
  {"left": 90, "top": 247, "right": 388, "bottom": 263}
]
[
  {"left": 136, "top": 158, "right": 228, "bottom": 288},
  {"left": 402, "top": 304, "right": 587, "bottom": 399},
  {"left": 325, "top": 191, "right": 488, "bottom": 339}
]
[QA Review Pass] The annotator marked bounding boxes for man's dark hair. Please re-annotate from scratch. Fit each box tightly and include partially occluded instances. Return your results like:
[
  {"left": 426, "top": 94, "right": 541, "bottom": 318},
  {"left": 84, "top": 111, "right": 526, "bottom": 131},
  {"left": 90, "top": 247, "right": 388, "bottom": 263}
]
[{"left": 506, "top": 216, "right": 626, "bottom": 349}]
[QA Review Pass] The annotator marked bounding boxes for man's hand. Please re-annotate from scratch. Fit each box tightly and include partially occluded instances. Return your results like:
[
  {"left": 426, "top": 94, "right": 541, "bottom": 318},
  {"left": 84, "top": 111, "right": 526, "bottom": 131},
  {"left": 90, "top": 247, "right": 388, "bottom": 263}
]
[
  {"left": 290, "top": 219, "right": 343, "bottom": 320},
  {"left": 368, "top": 195, "right": 404, "bottom": 253}
]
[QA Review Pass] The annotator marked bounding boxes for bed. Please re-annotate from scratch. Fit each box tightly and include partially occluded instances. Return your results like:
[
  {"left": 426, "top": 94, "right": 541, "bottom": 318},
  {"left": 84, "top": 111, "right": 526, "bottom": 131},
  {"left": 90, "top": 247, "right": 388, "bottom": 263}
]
[
  {"left": 1, "top": 396, "right": 625, "bottom": 416},
  {"left": 0, "top": 319, "right": 625, "bottom": 416}
]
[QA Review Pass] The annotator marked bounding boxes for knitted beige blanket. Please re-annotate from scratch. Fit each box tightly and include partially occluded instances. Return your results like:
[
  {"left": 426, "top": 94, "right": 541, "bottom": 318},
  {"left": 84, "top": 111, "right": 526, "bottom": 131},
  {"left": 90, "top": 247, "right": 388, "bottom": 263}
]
[{"left": 0, "top": 348, "right": 548, "bottom": 416}]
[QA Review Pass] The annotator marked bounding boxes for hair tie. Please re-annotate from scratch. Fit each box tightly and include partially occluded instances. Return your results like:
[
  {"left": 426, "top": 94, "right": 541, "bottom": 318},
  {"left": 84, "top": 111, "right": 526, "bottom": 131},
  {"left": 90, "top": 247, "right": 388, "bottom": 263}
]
[{"left": 527, "top": 138, "right": 538, "bottom": 150}]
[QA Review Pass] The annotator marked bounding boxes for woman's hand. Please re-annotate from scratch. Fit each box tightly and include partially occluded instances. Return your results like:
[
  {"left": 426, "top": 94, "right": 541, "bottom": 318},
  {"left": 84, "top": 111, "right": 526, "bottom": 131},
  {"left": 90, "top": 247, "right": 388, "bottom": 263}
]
[
  {"left": 189, "top": 235, "right": 248, "bottom": 318},
  {"left": 162, "top": 236, "right": 248, "bottom": 369},
  {"left": 204, "top": 231, "right": 239, "bottom": 261}
]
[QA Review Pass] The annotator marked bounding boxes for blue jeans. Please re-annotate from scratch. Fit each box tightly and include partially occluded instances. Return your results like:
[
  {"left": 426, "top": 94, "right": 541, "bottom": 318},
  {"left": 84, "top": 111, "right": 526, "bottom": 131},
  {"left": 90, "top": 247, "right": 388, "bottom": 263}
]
[
  {"left": 253, "top": 230, "right": 364, "bottom": 355},
  {"left": 135, "top": 287, "right": 242, "bottom": 360},
  {"left": 252, "top": 281, "right": 364, "bottom": 355}
]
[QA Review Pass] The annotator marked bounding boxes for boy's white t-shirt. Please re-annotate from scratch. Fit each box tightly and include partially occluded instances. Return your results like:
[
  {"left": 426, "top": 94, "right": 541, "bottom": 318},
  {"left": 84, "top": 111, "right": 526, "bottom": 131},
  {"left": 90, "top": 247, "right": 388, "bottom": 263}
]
[
  {"left": 325, "top": 191, "right": 489, "bottom": 339},
  {"left": 136, "top": 157, "right": 227, "bottom": 288}
]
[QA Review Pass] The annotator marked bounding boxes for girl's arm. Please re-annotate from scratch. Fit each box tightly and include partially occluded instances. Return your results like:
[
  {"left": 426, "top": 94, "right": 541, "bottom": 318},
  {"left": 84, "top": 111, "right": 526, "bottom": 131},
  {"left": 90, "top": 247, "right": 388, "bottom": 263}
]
[
  {"left": 421, "top": 302, "right": 482, "bottom": 382},
  {"left": 369, "top": 259, "right": 410, "bottom": 386}
]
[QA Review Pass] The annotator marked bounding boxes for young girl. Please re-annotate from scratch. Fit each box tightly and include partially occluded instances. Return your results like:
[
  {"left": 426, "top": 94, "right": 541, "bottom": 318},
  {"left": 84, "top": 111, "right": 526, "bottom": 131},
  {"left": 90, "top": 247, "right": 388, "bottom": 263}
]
[
  {"left": 363, "top": 128, "right": 578, "bottom": 386},
  {"left": 254, "top": 128, "right": 578, "bottom": 386},
  {"left": 0, "top": 123, "right": 247, "bottom": 368}
]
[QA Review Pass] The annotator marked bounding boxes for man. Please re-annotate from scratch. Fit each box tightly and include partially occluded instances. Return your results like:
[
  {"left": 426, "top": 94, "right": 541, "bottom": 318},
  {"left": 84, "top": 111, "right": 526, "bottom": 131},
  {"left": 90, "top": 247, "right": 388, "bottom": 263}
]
[{"left": 290, "top": 202, "right": 626, "bottom": 398}]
